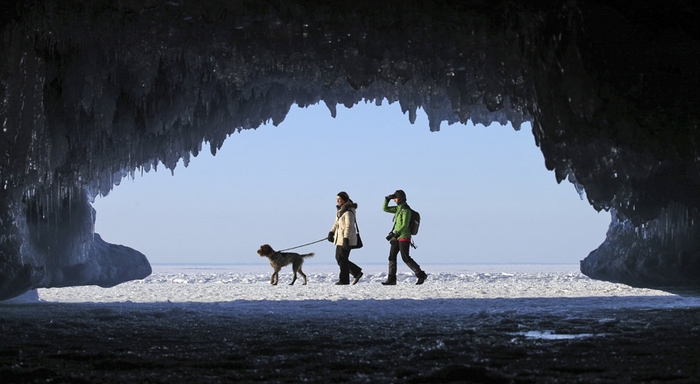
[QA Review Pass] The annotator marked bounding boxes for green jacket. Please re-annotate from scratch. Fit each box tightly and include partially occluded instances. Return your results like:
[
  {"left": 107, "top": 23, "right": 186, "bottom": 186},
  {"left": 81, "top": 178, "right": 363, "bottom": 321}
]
[{"left": 383, "top": 199, "right": 412, "bottom": 239}]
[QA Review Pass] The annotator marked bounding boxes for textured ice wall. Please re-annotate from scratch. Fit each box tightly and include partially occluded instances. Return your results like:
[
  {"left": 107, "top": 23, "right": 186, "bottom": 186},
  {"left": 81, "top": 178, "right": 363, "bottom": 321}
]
[
  {"left": 581, "top": 205, "right": 700, "bottom": 295},
  {"left": 1, "top": 0, "right": 699, "bottom": 299}
]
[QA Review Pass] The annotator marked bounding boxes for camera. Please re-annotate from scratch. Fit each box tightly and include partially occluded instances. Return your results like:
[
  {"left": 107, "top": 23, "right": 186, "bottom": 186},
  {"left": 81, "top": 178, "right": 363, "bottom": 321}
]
[
  {"left": 386, "top": 194, "right": 396, "bottom": 200},
  {"left": 386, "top": 232, "right": 396, "bottom": 241}
]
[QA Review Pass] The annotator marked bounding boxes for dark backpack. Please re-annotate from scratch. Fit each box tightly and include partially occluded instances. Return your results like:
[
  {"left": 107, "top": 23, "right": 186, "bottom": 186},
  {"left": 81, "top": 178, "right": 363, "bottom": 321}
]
[{"left": 408, "top": 207, "right": 420, "bottom": 236}]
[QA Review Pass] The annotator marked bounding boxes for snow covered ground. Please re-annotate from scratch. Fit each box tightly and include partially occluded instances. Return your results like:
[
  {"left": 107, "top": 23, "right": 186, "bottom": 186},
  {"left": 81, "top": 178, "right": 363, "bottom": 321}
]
[{"left": 37, "top": 263, "right": 689, "bottom": 304}]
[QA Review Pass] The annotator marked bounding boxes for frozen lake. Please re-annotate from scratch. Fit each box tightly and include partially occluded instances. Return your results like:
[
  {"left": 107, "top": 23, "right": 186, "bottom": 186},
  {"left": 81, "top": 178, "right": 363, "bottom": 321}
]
[{"left": 36, "top": 263, "right": 683, "bottom": 304}]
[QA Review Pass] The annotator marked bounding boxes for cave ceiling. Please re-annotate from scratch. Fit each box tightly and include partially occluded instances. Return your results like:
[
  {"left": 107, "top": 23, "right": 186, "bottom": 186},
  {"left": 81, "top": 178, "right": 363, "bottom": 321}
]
[{"left": 1, "top": 0, "right": 700, "bottom": 298}]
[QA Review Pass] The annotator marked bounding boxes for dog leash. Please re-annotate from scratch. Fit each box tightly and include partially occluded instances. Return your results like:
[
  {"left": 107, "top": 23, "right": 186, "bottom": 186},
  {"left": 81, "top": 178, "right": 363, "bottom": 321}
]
[{"left": 277, "top": 238, "right": 327, "bottom": 252}]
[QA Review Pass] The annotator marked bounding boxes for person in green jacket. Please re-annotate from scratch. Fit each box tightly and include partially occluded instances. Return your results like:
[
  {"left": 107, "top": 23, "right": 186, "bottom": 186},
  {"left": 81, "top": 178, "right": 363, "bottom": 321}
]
[{"left": 381, "top": 190, "right": 427, "bottom": 285}]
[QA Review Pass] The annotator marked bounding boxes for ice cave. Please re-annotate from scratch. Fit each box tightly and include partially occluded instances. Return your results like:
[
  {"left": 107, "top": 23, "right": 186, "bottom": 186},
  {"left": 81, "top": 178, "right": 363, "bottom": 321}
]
[{"left": 1, "top": 0, "right": 699, "bottom": 299}]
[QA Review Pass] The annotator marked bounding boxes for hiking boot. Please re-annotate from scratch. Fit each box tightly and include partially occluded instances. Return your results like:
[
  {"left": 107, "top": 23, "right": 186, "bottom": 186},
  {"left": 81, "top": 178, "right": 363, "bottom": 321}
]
[
  {"left": 381, "top": 279, "right": 396, "bottom": 286},
  {"left": 335, "top": 281, "right": 349, "bottom": 285},
  {"left": 352, "top": 272, "right": 363, "bottom": 285},
  {"left": 416, "top": 272, "right": 427, "bottom": 285}
]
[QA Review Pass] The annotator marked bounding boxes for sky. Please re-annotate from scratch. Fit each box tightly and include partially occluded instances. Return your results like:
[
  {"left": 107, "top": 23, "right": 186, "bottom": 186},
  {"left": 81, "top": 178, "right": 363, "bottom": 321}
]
[{"left": 92, "top": 101, "right": 611, "bottom": 266}]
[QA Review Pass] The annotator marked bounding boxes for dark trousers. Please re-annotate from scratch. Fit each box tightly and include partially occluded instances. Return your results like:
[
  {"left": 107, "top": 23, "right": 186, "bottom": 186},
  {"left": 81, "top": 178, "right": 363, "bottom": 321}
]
[
  {"left": 335, "top": 246, "right": 362, "bottom": 283},
  {"left": 387, "top": 240, "right": 423, "bottom": 280}
]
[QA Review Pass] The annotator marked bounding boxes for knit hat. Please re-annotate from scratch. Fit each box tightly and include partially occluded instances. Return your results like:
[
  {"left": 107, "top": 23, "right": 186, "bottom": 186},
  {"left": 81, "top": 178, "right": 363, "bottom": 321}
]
[
  {"left": 337, "top": 191, "right": 350, "bottom": 203},
  {"left": 394, "top": 190, "right": 406, "bottom": 203}
]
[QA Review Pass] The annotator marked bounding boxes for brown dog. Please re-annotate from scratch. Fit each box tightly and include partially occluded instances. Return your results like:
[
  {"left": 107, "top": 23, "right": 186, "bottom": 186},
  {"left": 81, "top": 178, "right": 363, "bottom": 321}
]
[{"left": 257, "top": 244, "right": 315, "bottom": 285}]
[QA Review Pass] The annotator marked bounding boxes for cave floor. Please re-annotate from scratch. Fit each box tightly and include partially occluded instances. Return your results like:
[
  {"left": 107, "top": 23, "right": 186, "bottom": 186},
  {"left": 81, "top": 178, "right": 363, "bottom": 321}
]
[{"left": 1, "top": 302, "right": 699, "bottom": 383}]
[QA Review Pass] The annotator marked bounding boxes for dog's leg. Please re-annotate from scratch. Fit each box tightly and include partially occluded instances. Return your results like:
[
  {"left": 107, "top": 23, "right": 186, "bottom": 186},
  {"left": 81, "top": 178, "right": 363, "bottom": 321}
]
[
  {"left": 272, "top": 268, "right": 281, "bottom": 285},
  {"left": 292, "top": 259, "right": 307, "bottom": 285},
  {"left": 290, "top": 271, "right": 297, "bottom": 285},
  {"left": 298, "top": 268, "right": 308, "bottom": 285}
]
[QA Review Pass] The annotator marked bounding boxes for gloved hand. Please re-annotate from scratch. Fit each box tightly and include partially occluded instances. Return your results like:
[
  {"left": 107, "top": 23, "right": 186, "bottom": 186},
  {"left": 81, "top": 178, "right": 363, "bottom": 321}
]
[
  {"left": 342, "top": 238, "right": 350, "bottom": 250},
  {"left": 327, "top": 231, "right": 334, "bottom": 242},
  {"left": 389, "top": 237, "right": 398, "bottom": 245},
  {"left": 385, "top": 194, "right": 395, "bottom": 201},
  {"left": 386, "top": 232, "right": 395, "bottom": 241}
]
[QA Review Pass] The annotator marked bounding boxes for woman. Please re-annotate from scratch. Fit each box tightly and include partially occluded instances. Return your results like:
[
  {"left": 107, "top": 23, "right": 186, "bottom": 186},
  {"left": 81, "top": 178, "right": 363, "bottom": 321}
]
[{"left": 328, "top": 191, "right": 363, "bottom": 285}]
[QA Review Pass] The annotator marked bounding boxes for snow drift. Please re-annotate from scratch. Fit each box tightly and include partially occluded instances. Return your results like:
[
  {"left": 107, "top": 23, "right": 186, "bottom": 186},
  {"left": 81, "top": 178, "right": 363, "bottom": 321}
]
[{"left": 1, "top": 0, "right": 699, "bottom": 299}]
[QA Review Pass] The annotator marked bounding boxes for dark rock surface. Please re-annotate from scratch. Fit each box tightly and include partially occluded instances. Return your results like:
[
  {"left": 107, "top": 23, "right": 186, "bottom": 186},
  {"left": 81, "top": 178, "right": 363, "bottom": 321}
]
[{"left": 1, "top": 299, "right": 700, "bottom": 383}]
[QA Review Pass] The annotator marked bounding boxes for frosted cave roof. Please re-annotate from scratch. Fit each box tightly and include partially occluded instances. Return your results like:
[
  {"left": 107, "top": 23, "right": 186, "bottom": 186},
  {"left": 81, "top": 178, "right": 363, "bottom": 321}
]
[{"left": 1, "top": 0, "right": 700, "bottom": 298}]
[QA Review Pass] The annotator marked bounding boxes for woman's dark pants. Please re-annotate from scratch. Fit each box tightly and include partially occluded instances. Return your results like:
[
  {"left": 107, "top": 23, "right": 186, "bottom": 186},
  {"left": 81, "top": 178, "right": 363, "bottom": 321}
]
[{"left": 335, "top": 246, "right": 362, "bottom": 284}]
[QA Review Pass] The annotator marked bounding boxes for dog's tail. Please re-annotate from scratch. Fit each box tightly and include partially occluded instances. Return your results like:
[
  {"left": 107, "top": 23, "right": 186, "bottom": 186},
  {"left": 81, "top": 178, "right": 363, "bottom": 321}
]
[{"left": 302, "top": 252, "right": 315, "bottom": 258}]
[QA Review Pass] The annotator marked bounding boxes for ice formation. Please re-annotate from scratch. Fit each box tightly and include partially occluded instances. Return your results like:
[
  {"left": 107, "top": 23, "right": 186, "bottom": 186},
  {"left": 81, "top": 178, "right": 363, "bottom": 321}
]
[{"left": 1, "top": 0, "right": 699, "bottom": 299}]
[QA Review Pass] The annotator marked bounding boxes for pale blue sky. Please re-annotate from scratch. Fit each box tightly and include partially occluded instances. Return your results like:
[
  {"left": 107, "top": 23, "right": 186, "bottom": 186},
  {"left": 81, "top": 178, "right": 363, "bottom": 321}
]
[{"left": 92, "top": 101, "right": 611, "bottom": 266}]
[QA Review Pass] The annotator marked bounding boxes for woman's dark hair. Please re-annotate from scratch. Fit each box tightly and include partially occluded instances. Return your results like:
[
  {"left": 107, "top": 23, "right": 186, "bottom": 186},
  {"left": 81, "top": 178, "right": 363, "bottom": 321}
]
[{"left": 337, "top": 191, "right": 350, "bottom": 203}]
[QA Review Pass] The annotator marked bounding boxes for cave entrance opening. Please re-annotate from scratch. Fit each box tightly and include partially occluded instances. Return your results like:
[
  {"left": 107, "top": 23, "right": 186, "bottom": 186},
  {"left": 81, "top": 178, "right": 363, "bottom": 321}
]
[{"left": 92, "top": 102, "right": 609, "bottom": 267}]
